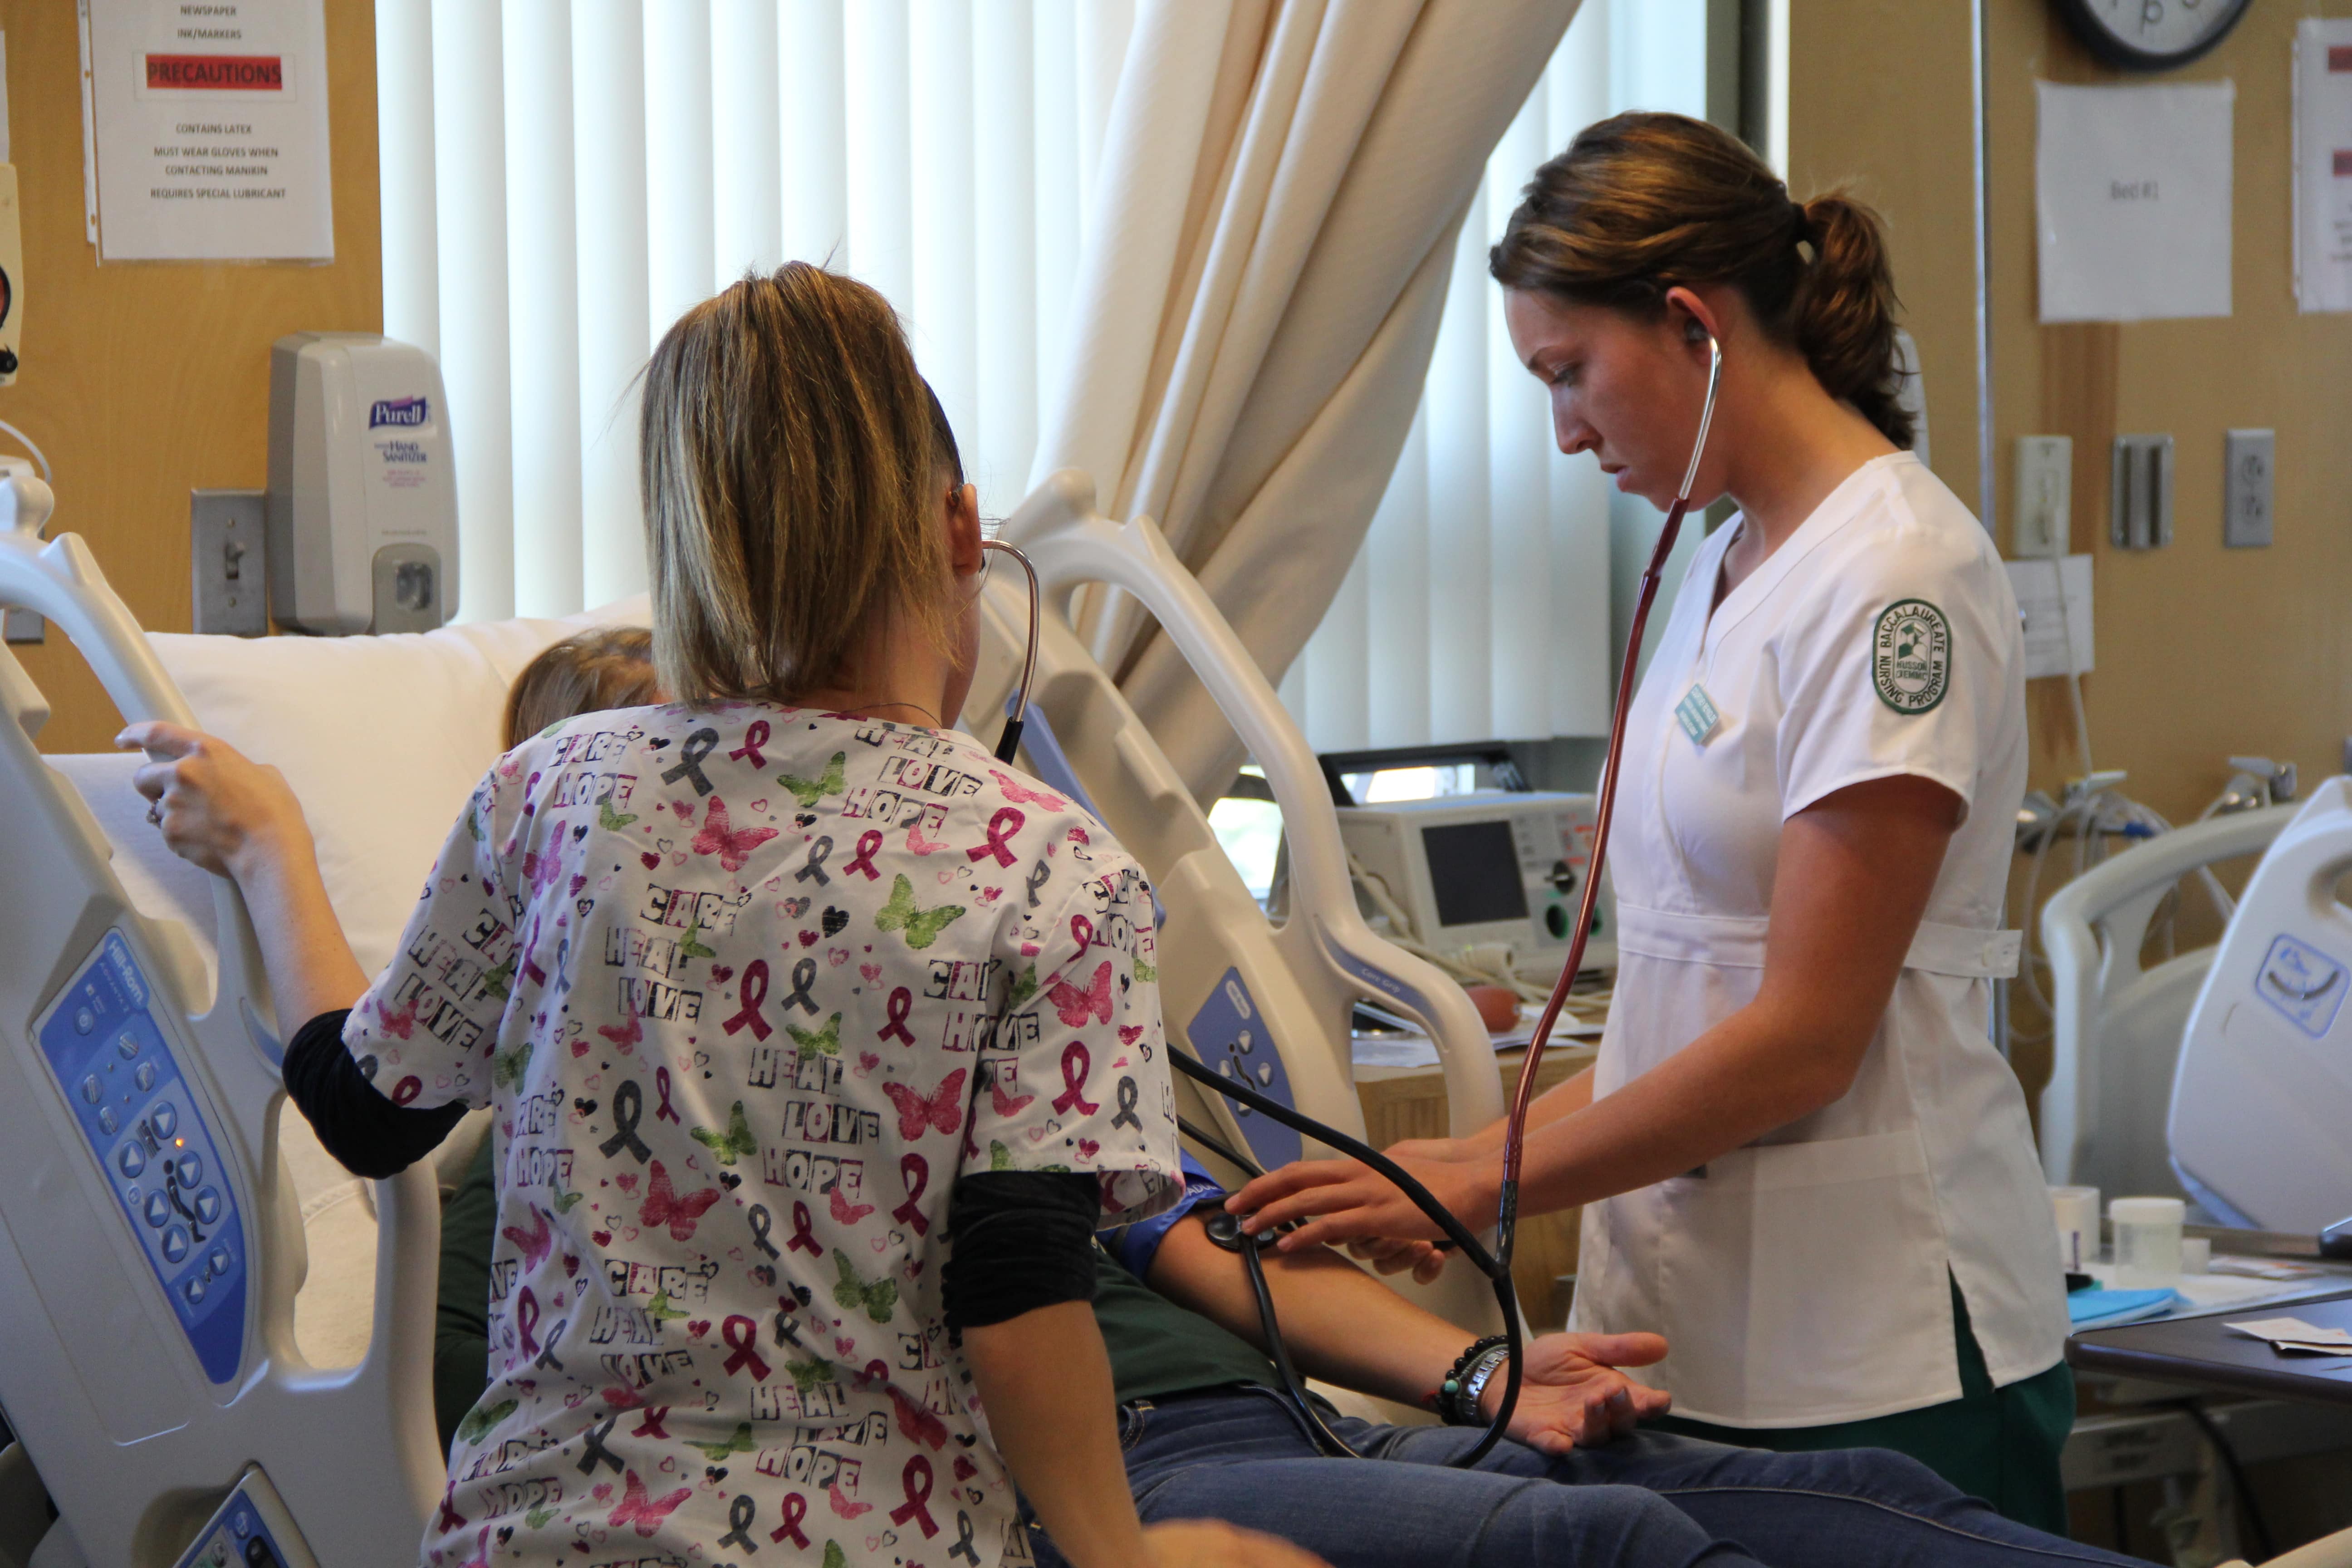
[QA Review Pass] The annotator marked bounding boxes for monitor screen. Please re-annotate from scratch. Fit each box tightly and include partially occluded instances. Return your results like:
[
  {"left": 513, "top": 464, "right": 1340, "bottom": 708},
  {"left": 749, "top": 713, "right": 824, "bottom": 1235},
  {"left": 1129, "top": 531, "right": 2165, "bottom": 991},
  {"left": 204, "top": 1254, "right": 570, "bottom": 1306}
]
[{"left": 1421, "top": 820, "right": 1529, "bottom": 928}]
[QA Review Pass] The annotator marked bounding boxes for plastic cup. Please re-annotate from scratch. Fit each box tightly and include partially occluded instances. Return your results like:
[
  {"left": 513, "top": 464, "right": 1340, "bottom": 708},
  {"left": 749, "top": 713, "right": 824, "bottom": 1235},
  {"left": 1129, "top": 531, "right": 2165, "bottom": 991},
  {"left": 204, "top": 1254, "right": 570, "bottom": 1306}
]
[
  {"left": 2051, "top": 1185, "right": 2100, "bottom": 1272},
  {"left": 2111, "top": 1196, "right": 2186, "bottom": 1285}
]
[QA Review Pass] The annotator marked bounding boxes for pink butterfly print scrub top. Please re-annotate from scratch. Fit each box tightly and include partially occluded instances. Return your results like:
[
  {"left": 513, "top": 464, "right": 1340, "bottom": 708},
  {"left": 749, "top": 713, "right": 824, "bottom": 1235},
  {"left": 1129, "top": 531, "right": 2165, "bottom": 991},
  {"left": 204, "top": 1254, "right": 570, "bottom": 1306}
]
[{"left": 345, "top": 704, "right": 1182, "bottom": 1568}]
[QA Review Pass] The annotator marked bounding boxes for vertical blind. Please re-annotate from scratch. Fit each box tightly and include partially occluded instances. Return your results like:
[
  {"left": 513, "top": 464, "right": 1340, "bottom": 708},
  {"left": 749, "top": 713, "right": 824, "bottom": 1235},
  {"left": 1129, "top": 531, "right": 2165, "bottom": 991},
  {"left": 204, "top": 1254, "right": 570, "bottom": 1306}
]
[
  {"left": 379, "top": 0, "right": 1704, "bottom": 748},
  {"left": 1280, "top": 0, "right": 1710, "bottom": 751},
  {"left": 377, "top": 0, "right": 1135, "bottom": 623}
]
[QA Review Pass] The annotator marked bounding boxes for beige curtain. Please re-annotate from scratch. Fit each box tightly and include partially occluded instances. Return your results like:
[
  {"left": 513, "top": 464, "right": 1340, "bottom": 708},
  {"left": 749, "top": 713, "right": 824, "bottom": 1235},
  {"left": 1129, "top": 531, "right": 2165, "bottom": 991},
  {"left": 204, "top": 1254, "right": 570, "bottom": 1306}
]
[{"left": 1022, "top": 0, "right": 1582, "bottom": 799}]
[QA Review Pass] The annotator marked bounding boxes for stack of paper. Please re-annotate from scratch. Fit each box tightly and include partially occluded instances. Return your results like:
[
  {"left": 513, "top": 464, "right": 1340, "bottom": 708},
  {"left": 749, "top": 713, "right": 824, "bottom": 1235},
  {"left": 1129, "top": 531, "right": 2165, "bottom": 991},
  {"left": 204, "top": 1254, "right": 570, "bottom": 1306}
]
[{"left": 2225, "top": 1317, "right": 2352, "bottom": 1355}]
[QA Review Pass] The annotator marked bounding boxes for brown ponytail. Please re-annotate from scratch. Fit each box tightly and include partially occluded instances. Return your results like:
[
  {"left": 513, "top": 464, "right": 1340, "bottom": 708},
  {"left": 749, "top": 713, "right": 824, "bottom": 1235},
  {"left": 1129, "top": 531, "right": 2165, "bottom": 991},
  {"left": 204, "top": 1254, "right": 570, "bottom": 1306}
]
[{"left": 1490, "top": 112, "right": 1912, "bottom": 451}]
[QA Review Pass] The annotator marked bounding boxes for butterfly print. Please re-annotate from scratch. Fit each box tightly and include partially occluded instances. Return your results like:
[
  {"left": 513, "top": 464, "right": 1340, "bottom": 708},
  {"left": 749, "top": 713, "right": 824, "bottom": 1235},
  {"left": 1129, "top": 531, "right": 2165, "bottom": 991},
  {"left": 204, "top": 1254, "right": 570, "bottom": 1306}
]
[
  {"left": 638, "top": 1161, "right": 722, "bottom": 1241},
  {"left": 875, "top": 874, "right": 965, "bottom": 949},
  {"left": 691, "top": 795, "right": 779, "bottom": 873},
  {"left": 882, "top": 1069, "right": 967, "bottom": 1141},
  {"left": 1049, "top": 961, "right": 1114, "bottom": 1027}
]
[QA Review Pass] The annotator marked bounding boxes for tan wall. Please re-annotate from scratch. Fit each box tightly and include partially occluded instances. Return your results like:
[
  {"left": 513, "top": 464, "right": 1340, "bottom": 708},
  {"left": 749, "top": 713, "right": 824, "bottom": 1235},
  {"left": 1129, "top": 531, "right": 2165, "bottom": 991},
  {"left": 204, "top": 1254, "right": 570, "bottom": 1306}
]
[
  {"left": 1790, "top": 0, "right": 2352, "bottom": 1099},
  {"left": 0, "top": 0, "right": 381, "bottom": 754}
]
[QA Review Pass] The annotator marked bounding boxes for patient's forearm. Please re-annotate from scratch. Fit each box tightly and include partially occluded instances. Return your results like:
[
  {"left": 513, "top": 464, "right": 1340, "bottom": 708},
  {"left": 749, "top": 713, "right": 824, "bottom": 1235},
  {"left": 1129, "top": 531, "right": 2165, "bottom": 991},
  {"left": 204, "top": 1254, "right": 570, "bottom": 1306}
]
[
  {"left": 1146, "top": 1218, "right": 1475, "bottom": 1411},
  {"left": 227, "top": 822, "right": 369, "bottom": 1037}
]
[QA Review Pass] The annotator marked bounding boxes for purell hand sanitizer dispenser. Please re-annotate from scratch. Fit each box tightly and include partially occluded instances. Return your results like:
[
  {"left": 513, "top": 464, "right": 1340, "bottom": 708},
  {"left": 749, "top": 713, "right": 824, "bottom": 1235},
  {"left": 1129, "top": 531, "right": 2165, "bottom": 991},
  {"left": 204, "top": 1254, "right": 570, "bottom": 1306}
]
[{"left": 266, "top": 333, "right": 458, "bottom": 634}]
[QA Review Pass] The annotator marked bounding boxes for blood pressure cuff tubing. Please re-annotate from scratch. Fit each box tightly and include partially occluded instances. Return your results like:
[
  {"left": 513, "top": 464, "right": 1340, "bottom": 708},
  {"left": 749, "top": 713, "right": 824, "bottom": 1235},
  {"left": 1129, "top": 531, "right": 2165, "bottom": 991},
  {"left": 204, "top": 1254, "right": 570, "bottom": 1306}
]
[
  {"left": 283, "top": 1009, "right": 469, "bottom": 1179},
  {"left": 941, "top": 1171, "right": 1103, "bottom": 1333}
]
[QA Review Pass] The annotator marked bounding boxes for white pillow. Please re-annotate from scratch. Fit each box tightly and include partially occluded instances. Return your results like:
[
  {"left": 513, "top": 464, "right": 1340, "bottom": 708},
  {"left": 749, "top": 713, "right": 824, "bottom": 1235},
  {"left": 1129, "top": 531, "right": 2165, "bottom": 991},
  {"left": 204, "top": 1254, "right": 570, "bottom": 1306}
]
[{"left": 146, "top": 596, "right": 650, "bottom": 980}]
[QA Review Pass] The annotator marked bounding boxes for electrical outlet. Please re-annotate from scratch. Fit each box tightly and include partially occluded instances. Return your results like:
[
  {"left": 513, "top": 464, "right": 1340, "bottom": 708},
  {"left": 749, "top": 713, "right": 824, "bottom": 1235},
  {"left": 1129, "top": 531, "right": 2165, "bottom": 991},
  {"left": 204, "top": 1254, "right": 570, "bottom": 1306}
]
[
  {"left": 2013, "top": 436, "right": 2073, "bottom": 557},
  {"left": 2224, "top": 429, "right": 2274, "bottom": 549}
]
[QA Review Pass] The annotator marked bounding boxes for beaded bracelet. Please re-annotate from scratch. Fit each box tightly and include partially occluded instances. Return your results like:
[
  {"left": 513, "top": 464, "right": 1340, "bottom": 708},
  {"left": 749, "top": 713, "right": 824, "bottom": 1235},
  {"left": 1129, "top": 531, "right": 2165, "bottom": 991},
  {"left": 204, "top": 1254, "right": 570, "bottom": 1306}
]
[{"left": 1429, "top": 1334, "right": 1508, "bottom": 1425}]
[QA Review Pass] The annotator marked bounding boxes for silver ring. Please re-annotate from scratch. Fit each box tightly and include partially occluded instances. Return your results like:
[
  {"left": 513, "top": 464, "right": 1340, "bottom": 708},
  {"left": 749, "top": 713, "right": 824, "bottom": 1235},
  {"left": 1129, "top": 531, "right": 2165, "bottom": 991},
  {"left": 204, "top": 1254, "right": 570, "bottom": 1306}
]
[{"left": 146, "top": 802, "right": 163, "bottom": 826}]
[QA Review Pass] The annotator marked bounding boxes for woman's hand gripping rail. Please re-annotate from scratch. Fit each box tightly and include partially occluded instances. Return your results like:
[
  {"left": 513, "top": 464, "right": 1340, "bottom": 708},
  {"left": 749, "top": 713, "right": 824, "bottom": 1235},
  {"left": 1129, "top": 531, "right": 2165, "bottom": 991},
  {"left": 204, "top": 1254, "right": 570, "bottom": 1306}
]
[{"left": 120, "top": 720, "right": 369, "bottom": 1031}]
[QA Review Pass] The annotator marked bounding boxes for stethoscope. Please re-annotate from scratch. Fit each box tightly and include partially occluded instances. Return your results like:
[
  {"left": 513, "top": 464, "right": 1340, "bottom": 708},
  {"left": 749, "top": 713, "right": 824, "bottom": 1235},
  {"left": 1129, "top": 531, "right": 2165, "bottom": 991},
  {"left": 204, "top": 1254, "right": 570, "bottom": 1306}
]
[
  {"left": 984, "top": 325, "right": 1725, "bottom": 1463},
  {"left": 979, "top": 538, "right": 1041, "bottom": 765}
]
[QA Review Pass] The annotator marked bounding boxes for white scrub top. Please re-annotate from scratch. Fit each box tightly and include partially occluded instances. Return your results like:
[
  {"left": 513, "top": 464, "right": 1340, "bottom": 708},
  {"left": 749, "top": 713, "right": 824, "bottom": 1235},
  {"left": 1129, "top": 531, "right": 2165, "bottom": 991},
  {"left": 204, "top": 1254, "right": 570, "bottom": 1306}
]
[{"left": 1567, "top": 451, "right": 2068, "bottom": 1428}]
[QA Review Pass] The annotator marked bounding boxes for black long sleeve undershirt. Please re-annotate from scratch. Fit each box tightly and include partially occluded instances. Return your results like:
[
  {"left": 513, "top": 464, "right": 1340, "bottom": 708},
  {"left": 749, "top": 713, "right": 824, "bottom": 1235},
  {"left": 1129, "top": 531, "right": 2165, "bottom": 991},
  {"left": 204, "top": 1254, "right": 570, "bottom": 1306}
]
[
  {"left": 281, "top": 1009, "right": 467, "bottom": 1179},
  {"left": 940, "top": 1171, "right": 1102, "bottom": 1333}
]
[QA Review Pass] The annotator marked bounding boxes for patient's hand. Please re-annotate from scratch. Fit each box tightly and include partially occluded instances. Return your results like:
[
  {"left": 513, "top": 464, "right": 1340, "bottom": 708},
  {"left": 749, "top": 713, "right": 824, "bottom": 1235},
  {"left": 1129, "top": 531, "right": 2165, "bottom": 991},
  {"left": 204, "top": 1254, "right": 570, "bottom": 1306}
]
[
  {"left": 119, "top": 721, "right": 312, "bottom": 879},
  {"left": 1488, "top": 1331, "right": 1673, "bottom": 1455}
]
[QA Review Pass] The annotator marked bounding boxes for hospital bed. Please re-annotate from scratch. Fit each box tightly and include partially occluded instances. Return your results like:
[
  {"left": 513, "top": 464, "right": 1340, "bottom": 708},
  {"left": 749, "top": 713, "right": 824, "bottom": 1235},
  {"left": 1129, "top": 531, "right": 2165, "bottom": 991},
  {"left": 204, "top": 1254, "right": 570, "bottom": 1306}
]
[
  {"left": 2038, "top": 802, "right": 2297, "bottom": 1203},
  {"left": 0, "top": 461, "right": 1501, "bottom": 1566}
]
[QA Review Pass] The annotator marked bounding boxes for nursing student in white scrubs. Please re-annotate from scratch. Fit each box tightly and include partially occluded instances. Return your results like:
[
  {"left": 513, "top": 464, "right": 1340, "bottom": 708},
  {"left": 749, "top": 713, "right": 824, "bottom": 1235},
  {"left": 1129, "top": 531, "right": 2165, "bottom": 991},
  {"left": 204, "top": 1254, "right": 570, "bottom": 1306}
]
[{"left": 1231, "top": 111, "right": 2072, "bottom": 1531}]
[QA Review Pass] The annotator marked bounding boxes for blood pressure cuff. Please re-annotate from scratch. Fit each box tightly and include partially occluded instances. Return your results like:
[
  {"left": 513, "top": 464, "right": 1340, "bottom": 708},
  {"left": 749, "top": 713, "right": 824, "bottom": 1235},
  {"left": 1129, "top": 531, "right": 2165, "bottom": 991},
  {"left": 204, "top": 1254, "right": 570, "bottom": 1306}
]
[
  {"left": 282, "top": 1009, "right": 469, "bottom": 1179},
  {"left": 1097, "top": 1151, "right": 1227, "bottom": 1281}
]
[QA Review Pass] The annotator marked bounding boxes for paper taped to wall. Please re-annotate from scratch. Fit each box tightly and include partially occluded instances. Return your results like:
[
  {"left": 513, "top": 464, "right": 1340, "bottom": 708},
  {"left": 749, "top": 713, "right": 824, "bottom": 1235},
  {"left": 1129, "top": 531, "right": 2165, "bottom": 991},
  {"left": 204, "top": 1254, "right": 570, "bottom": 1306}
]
[
  {"left": 79, "top": 0, "right": 333, "bottom": 262},
  {"left": 2005, "top": 555, "right": 2093, "bottom": 681},
  {"left": 2035, "top": 81, "right": 2233, "bottom": 323},
  {"left": 2295, "top": 19, "right": 2352, "bottom": 313}
]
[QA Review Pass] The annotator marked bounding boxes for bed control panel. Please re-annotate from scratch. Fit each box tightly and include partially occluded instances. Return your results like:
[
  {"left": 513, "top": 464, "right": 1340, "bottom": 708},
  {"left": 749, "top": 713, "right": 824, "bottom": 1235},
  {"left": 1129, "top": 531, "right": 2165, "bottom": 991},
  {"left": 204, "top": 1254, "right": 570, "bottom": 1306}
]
[
  {"left": 172, "top": 1465, "right": 318, "bottom": 1568},
  {"left": 38, "top": 929, "right": 246, "bottom": 1384}
]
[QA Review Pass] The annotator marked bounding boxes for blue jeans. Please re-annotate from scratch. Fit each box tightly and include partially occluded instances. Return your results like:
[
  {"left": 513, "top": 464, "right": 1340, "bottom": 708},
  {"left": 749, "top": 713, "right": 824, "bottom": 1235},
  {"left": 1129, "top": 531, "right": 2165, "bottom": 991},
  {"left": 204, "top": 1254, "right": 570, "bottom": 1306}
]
[{"left": 1029, "top": 1387, "right": 2148, "bottom": 1568}]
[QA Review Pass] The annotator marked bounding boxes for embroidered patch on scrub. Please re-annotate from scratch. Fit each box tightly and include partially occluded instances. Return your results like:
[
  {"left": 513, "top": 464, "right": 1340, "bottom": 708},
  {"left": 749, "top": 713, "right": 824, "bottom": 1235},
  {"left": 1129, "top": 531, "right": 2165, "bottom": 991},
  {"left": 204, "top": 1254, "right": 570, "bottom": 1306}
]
[
  {"left": 1872, "top": 599, "right": 1951, "bottom": 713},
  {"left": 1674, "top": 683, "right": 1721, "bottom": 745}
]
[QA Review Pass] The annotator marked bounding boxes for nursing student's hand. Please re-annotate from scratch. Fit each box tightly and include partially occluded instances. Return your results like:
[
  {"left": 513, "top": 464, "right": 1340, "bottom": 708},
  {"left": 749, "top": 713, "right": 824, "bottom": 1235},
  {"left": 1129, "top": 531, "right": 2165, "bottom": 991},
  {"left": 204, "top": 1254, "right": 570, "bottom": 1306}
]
[
  {"left": 119, "top": 721, "right": 312, "bottom": 879},
  {"left": 1334, "top": 1138, "right": 1481, "bottom": 1281},
  {"left": 1144, "top": 1519, "right": 1333, "bottom": 1568},
  {"left": 1227, "top": 1146, "right": 1499, "bottom": 1255},
  {"left": 1491, "top": 1332, "right": 1673, "bottom": 1454}
]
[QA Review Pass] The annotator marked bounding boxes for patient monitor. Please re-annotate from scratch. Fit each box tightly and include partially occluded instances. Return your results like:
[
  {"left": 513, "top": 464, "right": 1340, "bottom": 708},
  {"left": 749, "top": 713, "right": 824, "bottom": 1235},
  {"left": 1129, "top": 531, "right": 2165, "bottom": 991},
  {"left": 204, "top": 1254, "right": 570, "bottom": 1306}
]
[
  {"left": 1338, "top": 792, "right": 1617, "bottom": 979},
  {"left": 267, "top": 332, "right": 458, "bottom": 635}
]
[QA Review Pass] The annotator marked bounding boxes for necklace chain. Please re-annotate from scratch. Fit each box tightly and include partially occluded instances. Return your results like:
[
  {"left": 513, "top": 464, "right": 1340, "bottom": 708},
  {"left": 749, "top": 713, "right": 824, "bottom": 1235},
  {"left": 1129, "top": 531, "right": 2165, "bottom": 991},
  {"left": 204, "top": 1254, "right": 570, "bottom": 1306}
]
[{"left": 854, "top": 699, "right": 942, "bottom": 726}]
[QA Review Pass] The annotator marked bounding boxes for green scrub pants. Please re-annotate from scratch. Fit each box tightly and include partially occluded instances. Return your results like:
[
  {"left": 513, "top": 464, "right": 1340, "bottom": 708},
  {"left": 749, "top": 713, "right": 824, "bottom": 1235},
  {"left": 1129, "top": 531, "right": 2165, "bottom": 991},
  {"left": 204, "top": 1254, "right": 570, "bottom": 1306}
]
[{"left": 1648, "top": 1279, "right": 2076, "bottom": 1536}]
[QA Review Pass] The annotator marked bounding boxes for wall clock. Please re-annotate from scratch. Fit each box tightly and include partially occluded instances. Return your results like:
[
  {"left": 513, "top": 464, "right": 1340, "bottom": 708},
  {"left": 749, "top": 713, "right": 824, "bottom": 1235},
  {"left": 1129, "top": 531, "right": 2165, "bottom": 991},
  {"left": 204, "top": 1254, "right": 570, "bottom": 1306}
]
[{"left": 2051, "top": 0, "right": 2252, "bottom": 71}]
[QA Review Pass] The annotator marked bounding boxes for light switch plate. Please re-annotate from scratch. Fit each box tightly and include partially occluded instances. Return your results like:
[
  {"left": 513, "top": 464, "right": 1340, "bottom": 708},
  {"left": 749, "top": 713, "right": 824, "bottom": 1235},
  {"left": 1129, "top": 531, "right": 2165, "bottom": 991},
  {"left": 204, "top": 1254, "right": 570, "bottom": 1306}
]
[
  {"left": 191, "top": 489, "right": 268, "bottom": 637},
  {"left": 2013, "top": 436, "right": 2073, "bottom": 558},
  {"left": 2111, "top": 434, "right": 2173, "bottom": 550},
  {"left": 2223, "top": 429, "right": 2274, "bottom": 549}
]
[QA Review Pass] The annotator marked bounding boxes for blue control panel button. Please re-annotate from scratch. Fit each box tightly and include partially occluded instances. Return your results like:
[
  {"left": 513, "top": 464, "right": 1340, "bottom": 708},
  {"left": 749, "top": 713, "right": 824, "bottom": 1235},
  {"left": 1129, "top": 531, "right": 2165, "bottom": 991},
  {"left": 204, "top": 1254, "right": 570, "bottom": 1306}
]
[{"left": 37, "top": 931, "right": 245, "bottom": 1385}]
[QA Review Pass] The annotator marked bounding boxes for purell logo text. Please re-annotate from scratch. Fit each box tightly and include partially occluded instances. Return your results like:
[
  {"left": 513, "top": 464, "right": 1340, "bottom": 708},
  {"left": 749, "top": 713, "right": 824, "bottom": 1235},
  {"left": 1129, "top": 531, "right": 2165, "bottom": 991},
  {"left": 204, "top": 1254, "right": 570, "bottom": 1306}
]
[{"left": 369, "top": 397, "right": 429, "bottom": 429}]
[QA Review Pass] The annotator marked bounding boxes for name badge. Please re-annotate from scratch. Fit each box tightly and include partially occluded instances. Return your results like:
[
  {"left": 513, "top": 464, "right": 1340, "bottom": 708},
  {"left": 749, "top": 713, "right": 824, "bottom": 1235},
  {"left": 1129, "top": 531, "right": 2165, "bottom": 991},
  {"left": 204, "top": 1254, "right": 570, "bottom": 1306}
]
[{"left": 1674, "top": 684, "right": 1721, "bottom": 746}]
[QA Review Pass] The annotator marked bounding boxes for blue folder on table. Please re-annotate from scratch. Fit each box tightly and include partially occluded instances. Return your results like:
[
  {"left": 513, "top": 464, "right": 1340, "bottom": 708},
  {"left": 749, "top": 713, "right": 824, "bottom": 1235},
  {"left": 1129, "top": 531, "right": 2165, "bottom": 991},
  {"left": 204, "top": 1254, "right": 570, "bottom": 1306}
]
[{"left": 2068, "top": 1288, "right": 2179, "bottom": 1330}]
